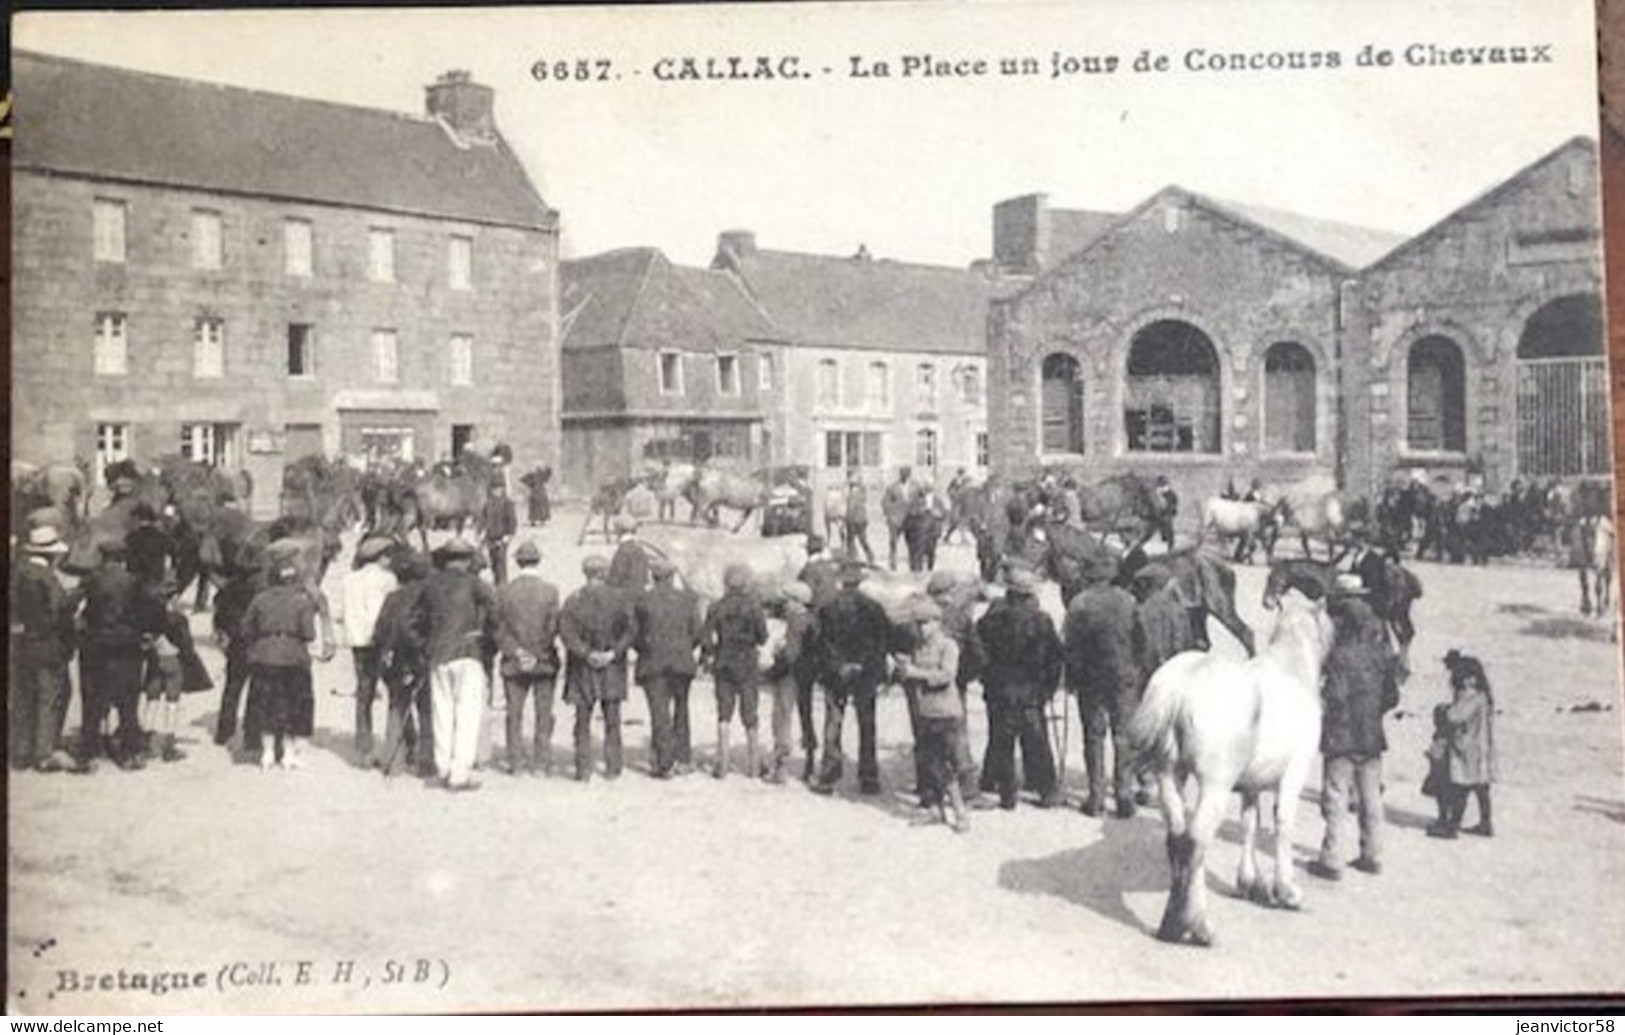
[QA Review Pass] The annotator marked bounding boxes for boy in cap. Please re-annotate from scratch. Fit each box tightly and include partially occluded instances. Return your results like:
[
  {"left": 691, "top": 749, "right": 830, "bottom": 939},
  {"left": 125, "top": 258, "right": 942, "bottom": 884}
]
[
  {"left": 926, "top": 571, "right": 984, "bottom": 803},
  {"left": 702, "top": 563, "right": 769, "bottom": 779},
  {"left": 140, "top": 577, "right": 213, "bottom": 763},
  {"left": 632, "top": 554, "right": 704, "bottom": 778},
  {"left": 10, "top": 526, "right": 78, "bottom": 772},
  {"left": 495, "top": 540, "right": 562, "bottom": 775},
  {"left": 895, "top": 596, "right": 969, "bottom": 831},
  {"left": 333, "top": 535, "right": 399, "bottom": 765},
  {"left": 413, "top": 538, "right": 499, "bottom": 790},
  {"left": 560, "top": 555, "right": 635, "bottom": 781}
]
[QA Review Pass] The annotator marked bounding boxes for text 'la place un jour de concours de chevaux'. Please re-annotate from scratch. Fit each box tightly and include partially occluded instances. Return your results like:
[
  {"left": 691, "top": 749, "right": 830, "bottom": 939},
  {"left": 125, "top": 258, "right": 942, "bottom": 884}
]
[{"left": 529, "top": 41, "right": 1554, "bottom": 83}]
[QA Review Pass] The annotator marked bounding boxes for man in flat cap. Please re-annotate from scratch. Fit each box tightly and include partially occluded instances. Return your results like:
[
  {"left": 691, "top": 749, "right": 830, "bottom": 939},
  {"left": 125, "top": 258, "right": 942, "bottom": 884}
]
[
  {"left": 334, "top": 535, "right": 399, "bottom": 765},
  {"left": 560, "top": 555, "right": 635, "bottom": 781},
  {"left": 1064, "top": 560, "right": 1141, "bottom": 817},
  {"left": 412, "top": 538, "right": 498, "bottom": 791},
  {"left": 976, "top": 566, "right": 1064, "bottom": 809},
  {"left": 494, "top": 540, "right": 562, "bottom": 775},
  {"left": 811, "top": 561, "right": 892, "bottom": 795},
  {"left": 632, "top": 554, "right": 704, "bottom": 778}
]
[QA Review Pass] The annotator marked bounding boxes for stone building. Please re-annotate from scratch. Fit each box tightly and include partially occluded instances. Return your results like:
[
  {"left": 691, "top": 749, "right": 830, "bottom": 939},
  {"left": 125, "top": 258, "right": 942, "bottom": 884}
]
[
  {"left": 558, "top": 248, "right": 784, "bottom": 494},
  {"left": 987, "top": 137, "right": 1604, "bottom": 515},
  {"left": 11, "top": 52, "right": 561, "bottom": 514},
  {"left": 1348, "top": 137, "right": 1605, "bottom": 495},
  {"left": 711, "top": 232, "right": 1010, "bottom": 503}
]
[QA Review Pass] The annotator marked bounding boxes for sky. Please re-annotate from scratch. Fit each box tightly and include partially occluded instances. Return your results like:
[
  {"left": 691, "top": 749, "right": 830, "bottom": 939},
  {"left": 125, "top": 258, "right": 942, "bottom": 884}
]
[{"left": 14, "top": 0, "right": 1602, "bottom": 268}]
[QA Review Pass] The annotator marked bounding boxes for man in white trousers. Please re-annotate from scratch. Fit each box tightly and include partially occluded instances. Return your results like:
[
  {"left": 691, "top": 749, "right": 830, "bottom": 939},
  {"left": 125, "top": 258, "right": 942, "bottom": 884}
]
[{"left": 413, "top": 538, "right": 498, "bottom": 792}]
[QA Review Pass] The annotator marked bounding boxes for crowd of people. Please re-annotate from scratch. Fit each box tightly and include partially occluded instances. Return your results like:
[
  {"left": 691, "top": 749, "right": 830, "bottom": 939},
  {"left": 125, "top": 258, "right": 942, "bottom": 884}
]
[{"left": 12, "top": 464, "right": 1499, "bottom": 863}]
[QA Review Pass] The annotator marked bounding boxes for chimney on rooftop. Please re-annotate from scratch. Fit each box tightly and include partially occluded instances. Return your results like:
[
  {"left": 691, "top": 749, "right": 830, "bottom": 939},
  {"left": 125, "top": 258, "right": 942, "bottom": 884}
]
[
  {"left": 715, "top": 230, "right": 758, "bottom": 268},
  {"left": 426, "top": 70, "right": 496, "bottom": 146}
]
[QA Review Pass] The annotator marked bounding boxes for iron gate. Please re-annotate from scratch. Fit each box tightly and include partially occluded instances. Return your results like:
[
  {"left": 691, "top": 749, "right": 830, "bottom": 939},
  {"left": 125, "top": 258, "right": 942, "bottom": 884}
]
[{"left": 1516, "top": 357, "right": 1611, "bottom": 476}]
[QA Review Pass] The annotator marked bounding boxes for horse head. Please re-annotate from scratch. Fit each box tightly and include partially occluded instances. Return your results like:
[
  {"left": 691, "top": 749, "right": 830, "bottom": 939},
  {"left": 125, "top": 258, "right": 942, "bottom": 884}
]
[{"left": 1268, "top": 591, "right": 1335, "bottom": 666}]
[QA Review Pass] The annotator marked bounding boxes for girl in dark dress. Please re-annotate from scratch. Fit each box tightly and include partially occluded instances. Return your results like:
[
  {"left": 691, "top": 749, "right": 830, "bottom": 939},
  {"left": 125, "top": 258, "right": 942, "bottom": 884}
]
[{"left": 241, "top": 563, "right": 320, "bottom": 770}]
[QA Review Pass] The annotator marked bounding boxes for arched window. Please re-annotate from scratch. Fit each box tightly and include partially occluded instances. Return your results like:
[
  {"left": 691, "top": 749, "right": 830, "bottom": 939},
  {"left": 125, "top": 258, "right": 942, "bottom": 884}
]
[
  {"left": 1517, "top": 294, "right": 1608, "bottom": 475},
  {"left": 1125, "top": 320, "right": 1221, "bottom": 453},
  {"left": 1263, "top": 341, "right": 1316, "bottom": 454},
  {"left": 1040, "top": 353, "right": 1085, "bottom": 454},
  {"left": 1406, "top": 336, "right": 1466, "bottom": 453}
]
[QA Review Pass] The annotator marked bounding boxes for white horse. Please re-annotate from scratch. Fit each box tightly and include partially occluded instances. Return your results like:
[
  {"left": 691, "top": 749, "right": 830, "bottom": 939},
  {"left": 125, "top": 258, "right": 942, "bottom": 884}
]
[
  {"left": 1277, "top": 491, "right": 1349, "bottom": 561},
  {"left": 1573, "top": 513, "right": 1616, "bottom": 618},
  {"left": 1197, "top": 497, "right": 1287, "bottom": 563},
  {"left": 1126, "top": 591, "right": 1335, "bottom": 947}
]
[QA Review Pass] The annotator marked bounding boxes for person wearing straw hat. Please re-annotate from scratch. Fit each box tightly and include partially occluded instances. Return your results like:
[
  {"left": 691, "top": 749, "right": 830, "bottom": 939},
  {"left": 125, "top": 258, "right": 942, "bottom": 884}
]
[
  {"left": 976, "top": 565, "right": 1064, "bottom": 810},
  {"left": 560, "top": 555, "right": 635, "bottom": 782},
  {"left": 334, "top": 535, "right": 399, "bottom": 766},
  {"left": 632, "top": 554, "right": 704, "bottom": 779},
  {"left": 10, "top": 525, "right": 78, "bottom": 772},
  {"left": 495, "top": 539, "right": 562, "bottom": 776}
]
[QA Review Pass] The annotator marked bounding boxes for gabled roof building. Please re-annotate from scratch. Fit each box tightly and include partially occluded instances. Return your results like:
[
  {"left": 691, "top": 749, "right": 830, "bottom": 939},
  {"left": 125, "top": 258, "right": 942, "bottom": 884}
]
[{"left": 12, "top": 51, "right": 561, "bottom": 512}]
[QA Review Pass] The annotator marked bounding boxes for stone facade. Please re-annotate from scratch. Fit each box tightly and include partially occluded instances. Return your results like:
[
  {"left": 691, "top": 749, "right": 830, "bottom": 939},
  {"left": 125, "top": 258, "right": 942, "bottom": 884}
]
[
  {"left": 989, "top": 187, "right": 1350, "bottom": 512},
  {"left": 11, "top": 53, "right": 560, "bottom": 515},
  {"left": 1351, "top": 139, "right": 1604, "bottom": 495},
  {"left": 989, "top": 138, "right": 1606, "bottom": 523}
]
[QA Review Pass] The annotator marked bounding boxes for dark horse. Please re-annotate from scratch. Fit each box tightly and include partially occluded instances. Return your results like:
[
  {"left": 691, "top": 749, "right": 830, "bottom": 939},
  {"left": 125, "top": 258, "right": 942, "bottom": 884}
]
[
  {"left": 1262, "top": 555, "right": 1422, "bottom": 667},
  {"left": 1121, "top": 545, "right": 1256, "bottom": 656}
]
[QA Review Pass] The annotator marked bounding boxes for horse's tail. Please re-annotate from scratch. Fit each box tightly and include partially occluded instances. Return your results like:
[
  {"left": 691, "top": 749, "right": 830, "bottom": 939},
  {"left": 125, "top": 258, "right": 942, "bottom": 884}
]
[{"left": 1125, "top": 665, "right": 1188, "bottom": 771}]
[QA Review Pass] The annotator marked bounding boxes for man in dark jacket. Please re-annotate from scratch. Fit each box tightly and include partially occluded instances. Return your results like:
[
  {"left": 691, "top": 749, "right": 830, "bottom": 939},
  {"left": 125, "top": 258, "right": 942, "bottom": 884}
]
[
  {"left": 606, "top": 515, "right": 650, "bottom": 598},
  {"left": 976, "top": 567, "right": 1064, "bottom": 809},
  {"left": 1310, "top": 578, "right": 1400, "bottom": 880},
  {"left": 482, "top": 481, "right": 519, "bottom": 586},
  {"left": 811, "top": 562, "right": 892, "bottom": 795},
  {"left": 702, "top": 564, "right": 769, "bottom": 779},
  {"left": 413, "top": 538, "right": 499, "bottom": 791},
  {"left": 212, "top": 542, "right": 267, "bottom": 749},
  {"left": 77, "top": 539, "right": 159, "bottom": 770},
  {"left": 1064, "top": 577, "right": 1141, "bottom": 817},
  {"left": 495, "top": 540, "right": 561, "bottom": 775},
  {"left": 373, "top": 551, "right": 432, "bottom": 776},
  {"left": 632, "top": 556, "right": 704, "bottom": 778},
  {"left": 10, "top": 526, "right": 78, "bottom": 772},
  {"left": 560, "top": 555, "right": 635, "bottom": 782},
  {"left": 1130, "top": 563, "right": 1198, "bottom": 683}
]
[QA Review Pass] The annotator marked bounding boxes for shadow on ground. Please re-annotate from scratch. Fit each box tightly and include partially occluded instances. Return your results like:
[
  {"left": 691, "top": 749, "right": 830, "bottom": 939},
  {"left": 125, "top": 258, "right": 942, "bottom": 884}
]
[{"left": 998, "top": 816, "right": 1167, "bottom": 936}]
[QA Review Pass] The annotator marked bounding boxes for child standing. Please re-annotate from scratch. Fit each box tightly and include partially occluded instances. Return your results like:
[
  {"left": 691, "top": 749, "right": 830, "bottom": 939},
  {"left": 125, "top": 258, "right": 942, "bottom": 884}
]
[
  {"left": 241, "top": 563, "right": 322, "bottom": 770},
  {"left": 141, "top": 579, "right": 214, "bottom": 763},
  {"left": 1426, "top": 649, "right": 1497, "bottom": 838},
  {"left": 895, "top": 597, "right": 968, "bottom": 832},
  {"left": 701, "top": 564, "right": 768, "bottom": 779}
]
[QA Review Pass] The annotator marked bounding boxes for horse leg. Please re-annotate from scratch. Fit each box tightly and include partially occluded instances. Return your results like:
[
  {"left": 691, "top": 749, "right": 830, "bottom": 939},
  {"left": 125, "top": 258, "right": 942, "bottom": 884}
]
[
  {"left": 1236, "top": 791, "right": 1267, "bottom": 904},
  {"left": 732, "top": 507, "right": 752, "bottom": 535},
  {"left": 1180, "top": 781, "right": 1230, "bottom": 947},
  {"left": 1270, "top": 760, "right": 1313, "bottom": 910},
  {"left": 1154, "top": 768, "right": 1191, "bottom": 943},
  {"left": 1579, "top": 568, "right": 1592, "bottom": 616}
]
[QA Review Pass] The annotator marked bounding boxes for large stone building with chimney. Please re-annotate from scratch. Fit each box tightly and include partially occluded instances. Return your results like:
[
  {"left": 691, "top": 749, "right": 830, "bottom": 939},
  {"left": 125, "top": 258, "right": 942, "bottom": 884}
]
[{"left": 11, "top": 51, "right": 561, "bottom": 514}]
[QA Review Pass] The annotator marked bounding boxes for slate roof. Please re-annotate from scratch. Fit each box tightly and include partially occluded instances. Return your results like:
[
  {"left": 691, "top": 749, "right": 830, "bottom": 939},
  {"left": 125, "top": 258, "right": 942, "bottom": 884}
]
[
  {"left": 560, "top": 249, "right": 779, "bottom": 353},
  {"left": 1044, "top": 208, "right": 1121, "bottom": 264},
  {"left": 12, "top": 50, "right": 555, "bottom": 231},
  {"left": 717, "top": 247, "right": 1020, "bottom": 355},
  {"left": 1198, "top": 196, "right": 1408, "bottom": 269}
]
